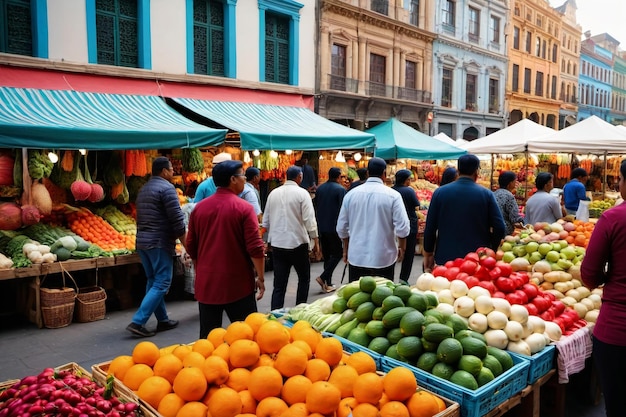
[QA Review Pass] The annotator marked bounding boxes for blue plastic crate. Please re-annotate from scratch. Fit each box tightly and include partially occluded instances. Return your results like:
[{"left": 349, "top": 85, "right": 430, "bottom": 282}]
[
  {"left": 380, "top": 353, "right": 529, "bottom": 417},
  {"left": 323, "top": 333, "right": 384, "bottom": 370},
  {"left": 509, "top": 344, "right": 556, "bottom": 384}
]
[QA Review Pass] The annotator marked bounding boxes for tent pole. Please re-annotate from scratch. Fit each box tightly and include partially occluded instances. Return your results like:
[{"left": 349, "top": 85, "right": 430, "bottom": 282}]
[
  {"left": 603, "top": 151, "right": 608, "bottom": 198},
  {"left": 524, "top": 150, "right": 529, "bottom": 202},
  {"left": 490, "top": 154, "right": 495, "bottom": 190}
]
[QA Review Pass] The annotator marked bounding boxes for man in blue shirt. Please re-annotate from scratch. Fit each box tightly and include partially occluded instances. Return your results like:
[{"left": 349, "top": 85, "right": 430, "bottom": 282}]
[
  {"left": 194, "top": 152, "right": 231, "bottom": 202},
  {"left": 563, "top": 168, "right": 590, "bottom": 216},
  {"left": 423, "top": 154, "right": 505, "bottom": 270}
]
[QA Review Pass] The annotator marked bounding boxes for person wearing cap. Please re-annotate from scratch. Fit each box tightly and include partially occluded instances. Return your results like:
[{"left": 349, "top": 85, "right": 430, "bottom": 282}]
[
  {"left": 563, "top": 167, "right": 591, "bottom": 216},
  {"left": 194, "top": 152, "right": 231, "bottom": 202},
  {"left": 126, "top": 157, "right": 186, "bottom": 337},
  {"left": 423, "top": 154, "right": 505, "bottom": 271},
  {"left": 494, "top": 171, "right": 525, "bottom": 236},
  {"left": 262, "top": 166, "right": 321, "bottom": 310},
  {"left": 239, "top": 166, "right": 263, "bottom": 222},
  {"left": 392, "top": 169, "right": 420, "bottom": 283},
  {"left": 298, "top": 153, "right": 317, "bottom": 192},
  {"left": 313, "top": 167, "right": 347, "bottom": 293},
  {"left": 187, "top": 160, "right": 266, "bottom": 338},
  {"left": 336, "top": 157, "right": 410, "bottom": 282}
]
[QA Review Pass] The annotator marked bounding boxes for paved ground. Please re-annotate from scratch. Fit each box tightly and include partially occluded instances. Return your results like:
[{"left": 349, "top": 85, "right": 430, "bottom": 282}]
[{"left": 0, "top": 255, "right": 605, "bottom": 416}]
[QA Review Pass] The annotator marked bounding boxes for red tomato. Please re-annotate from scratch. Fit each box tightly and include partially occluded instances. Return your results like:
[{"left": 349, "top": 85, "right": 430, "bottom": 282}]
[
  {"left": 492, "top": 291, "right": 506, "bottom": 298},
  {"left": 495, "top": 277, "right": 516, "bottom": 293},
  {"left": 479, "top": 256, "right": 497, "bottom": 269},
  {"left": 477, "top": 247, "right": 496, "bottom": 259},
  {"left": 444, "top": 260, "right": 455, "bottom": 268},
  {"left": 552, "top": 316, "right": 566, "bottom": 332},
  {"left": 540, "top": 310, "right": 555, "bottom": 321},
  {"left": 444, "top": 267, "right": 461, "bottom": 281},
  {"left": 495, "top": 261, "right": 512, "bottom": 277},
  {"left": 525, "top": 303, "right": 539, "bottom": 316},
  {"left": 432, "top": 265, "right": 448, "bottom": 277},
  {"left": 474, "top": 265, "right": 491, "bottom": 281},
  {"left": 542, "top": 291, "right": 556, "bottom": 302},
  {"left": 521, "top": 283, "right": 539, "bottom": 301},
  {"left": 455, "top": 272, "right": 469, "bottom": 282},
  {"left": 464, "top": 252, "right": 480, "bottom": 262},
  {"left": 532, "top": 296, "right": 550, "bottom": 313},
  {"left": 477, "top": 281, "right": 496, "bottom": 294},
  {"left": 514, "top": 289, "right": 529, "bottom": 304},
  {"left": 488, "top": 266, "right": 502, "bottom": 280},
  {"left": 460, "top": 260, "right": 478, "bottom": 274},
  {"left": 505, "top": 292, "right": 524, "bottom": 305},
  {"left": 552, "top": 300, "right": 566, "bottom": 316},
  {"left": 452, "top": 258, "right": 465, "bottom": 267},
  {"left": 465, "top": 276, "right": 480, "bottom": 288}
]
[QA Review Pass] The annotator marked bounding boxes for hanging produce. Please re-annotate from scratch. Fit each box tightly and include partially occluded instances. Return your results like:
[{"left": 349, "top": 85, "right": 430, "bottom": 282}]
[
  {"left": 31, "top": 182, "right": 53, "bottom": 215},
  {"left": 21, "top": 204, "right": 41, "bottom": 226},
  {"left": 60, "top": 150, "right": 74, "bottom": 172},
  {"left": 27, "top": 149, "right": 53, "bottom": 180},
  {"left": 0, "top": 151, "right": 14, "bottom": 186},
  {"left": 182, "top": 148, "right": 204, "bottom": 173},
  {"left": 0, "top": 202, "right": 23, "bottom": 230},
  {"left": 125, "top": 150, "right": 148, "bottom": 177},
  {"left": 13, "top": 150, "right": 22, "bottom": 188},
  {"left": 70, "top": 153, "right": 92, "bottom": 201}
]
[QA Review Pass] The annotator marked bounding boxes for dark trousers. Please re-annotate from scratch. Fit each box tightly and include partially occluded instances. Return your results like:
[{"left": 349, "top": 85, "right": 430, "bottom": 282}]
[
  {"left": 270, "top": 243, "right": 310, "bottom": 310},
  {"left": 593, "top": 336, "right": 626, "bottom": 417},
  {"left": 348, "top": 264, "right": 394, "bottom": 282},
  {"left": 320, "top": 232, "right": 343, "bottom": 286},
  {"left": 198, "top": 293, "right": 257, "bottom": 339},
  {"left": 399, "top": 230, "right": 418, "bottom": 282}
]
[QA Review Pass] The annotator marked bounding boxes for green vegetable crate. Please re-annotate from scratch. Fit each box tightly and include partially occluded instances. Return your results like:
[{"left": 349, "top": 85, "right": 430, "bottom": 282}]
[
  {"left": 380, "top": 354, "right": 529, "bottom": 417},
  {"left": 508, "top": 345, "right": 556, "bottom": 384}
]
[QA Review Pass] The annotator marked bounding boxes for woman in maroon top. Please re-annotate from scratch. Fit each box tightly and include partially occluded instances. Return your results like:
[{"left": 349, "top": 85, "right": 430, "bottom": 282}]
[
  {"left": 187, "top": 160, "right": 266, "bottom": 339},
  {"left": 580, "top": 159, "right": 626, "bottom": 417}
]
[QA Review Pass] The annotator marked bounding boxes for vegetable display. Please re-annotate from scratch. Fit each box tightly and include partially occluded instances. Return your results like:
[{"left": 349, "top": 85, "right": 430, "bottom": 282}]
[{"left": 181, "top": 148, "right": 204, "bottom": 173}]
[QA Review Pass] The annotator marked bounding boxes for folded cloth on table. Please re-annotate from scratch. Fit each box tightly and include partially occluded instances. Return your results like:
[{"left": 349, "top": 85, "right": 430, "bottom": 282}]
[{"left": 556, "top": 325, "right": 593, "bottom": 383}]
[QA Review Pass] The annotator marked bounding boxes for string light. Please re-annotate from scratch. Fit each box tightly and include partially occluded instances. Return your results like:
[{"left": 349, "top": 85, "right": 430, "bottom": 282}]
[
  {"left": 252, "top": 149, "right": 260, "bottom": 157},
  {"left": 335, "top": 151, "right": 345, "bottom": 162},
  {"left": 319, "top": 155, "right": 324, "bottom": 160},
  {"left": 285, "top": 149, "right": 293, "bottom": 155},
  {"left": 243, "top": 151, "right": 251, "bottom": 163},
  {"left": 47, "top": 151, "right": 59, "bottom": 163},
  {"left": 79, "top": 149, "right": 86, "bottom": 155},
  {"left": 353, "top": 152, "right": 362, "bottom": 161},
  {"left": 269, "top": 150, "right": 278, "bottom": 158}
]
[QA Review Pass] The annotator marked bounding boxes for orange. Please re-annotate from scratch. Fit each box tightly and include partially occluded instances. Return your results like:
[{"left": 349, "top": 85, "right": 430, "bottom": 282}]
[
  {"left": 137, "top": 376, "right": 172, "bottom": 409},
  {"left": 291, "top": 326, "right": 321, "bottom": 353},
  {"left": 405, "top": 391, "right": 440, "bottom": 417},
  {"left": 379, "top": 392, "right": 390, "bottom": 408},
  {"left": 290, "top": 319, "right": 313, "bottom": 333},
  {"left": 291, "top": 339, "right": 313, "bottom": 359},
  {"left": 206, "top": 387, "right": 242, "bottom": 417},
  {"left": 328, "top": 364, "right": 359, "bottom": 398},
  {"left": 353, "top": 372, "right": 384, "bottom": 405},
  {"left": 380, "top": 401, "right": 410, "bottom": 417},
  {"left": 351, "top": 403, "right": 380, "bottom": 417},
  {"left": 281, "top": 375, "right": 313, "bottom": 405},
  {"left": 122, "top": 363, "right": 154, "bottom": 391},
  {"left": 229, "top": 339, "right": 261, "bottom": 368},
  {"left": 224, "top": 321, "right": 255, "bottom": 345},
  {"left": 238, "top": 390, "right": 257, "bottom": 414},
  {"left": 175, "top": 401, "right": 207, "bottom": 417},
  {"left": 255, "top": 397, "right": 289, "bottom": 417},
  {"left": 281, "top": 402, "right": 308, "bottom": 417},
  {"left": 314, "top": 337, "right": 343, "bottom": 367},
  {"left": 156, "top": 393, "right": 185, "bottom": 417},
  {"left": 248, "top": 366, "right": 283, "bottom": 401},
  {"left": 244, "top": 312, "right": 269, "bottom": 334},
  {"left": 238, "top": 414, "right": 257, "bottom": 417},
  {"left": 201, "top": 385, "right": 220, "bottom": 406},
  {"left": 383, "top": 367, "right": 417, "bottom": 401},
  {"left": 213, "top": 342, "right": 231, "bottom": 363},
  {"left": 337, "top": 397, "right": 358, "bottom": 417},
  {"left": 345, "top": 351, "right": 377, "bottom": 375},
  {"left": 107, "top": 355, "right": 134, "bottom": 380},
  {"left": 202, "top": 355, "right": 230, "bottom": 385},
  {"left": 208, "top": 327, "right": 227, "bottom": 347},
  {"left": 160, "top": 343, "right": 179, "bottom": 356},
  {"left": 132, "top": 341, "right": 160, "bottom": 367},
  {"left": 305, "top": 381, "right": 342, "bottom": 415},
  {"left": 173, "top": 367, "right": 208, "bottom": 401},
  {"left": 172, "top": 344, "right": 193, "bottom": 362},
  {"left": 192, "top": 339, "right": 215, "bottom": 358},
  {"left": 304, "top": 358, "right": 331, "bottom": 382},
  {"left": 226, "top": 368, "right": 252, "bottom": 392},
  {"left": 255, "top": 320, "right": 290, "bottom": 354},
  {"left": 251, "top": 353, "right": 275, "bottom": 369},
  {"left": 273, "top": 344, "right": 309, "bottom": 378},
  {"left": 153, "top": 354, "right": 183, "bottom": 384},
  {"left": 433, "top": 395, "right": 446, "bottom": 412},
  {"left": 182, "top": 351, "right": 207, "bottom": 369}
]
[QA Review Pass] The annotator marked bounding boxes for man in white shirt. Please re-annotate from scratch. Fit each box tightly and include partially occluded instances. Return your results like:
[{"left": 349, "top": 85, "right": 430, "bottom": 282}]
[
  {"left": 336, "top": 157, "right": 410, "bottom": 282},
  {"left": 262, "top": 166, "right": 321, "bottom": 310}
]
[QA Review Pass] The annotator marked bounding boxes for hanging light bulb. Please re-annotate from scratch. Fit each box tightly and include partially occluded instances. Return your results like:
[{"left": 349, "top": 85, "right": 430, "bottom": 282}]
[
  {"left": 243, "top": 151, "right": 251, "bottom": 163},
  {"left": 285, "top": 149, "right": 293, "bottom": 155},
  {"left": 269, "top": 150, "right": 278, "bottom": 158},
  {"left": 252, "top": 149, "right": 260, "bottom": 157},
  {"left": 319, "top": 155, "right": 324, "bottom": 160},
  {"left": 335, "top": 151, "right": 345, "bottom": 162},
  {"left": 79, "top": 149, "right": 87, "bottom": 155},
  {"left": 353, "top": 152, "right": 362, "bottom": 161},
  {"left": 48, "top": 151, "right": 59, "bottom": 163}
]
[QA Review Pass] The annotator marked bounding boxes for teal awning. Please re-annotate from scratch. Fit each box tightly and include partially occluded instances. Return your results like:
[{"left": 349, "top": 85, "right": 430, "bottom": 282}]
[
  {"left": 170, "top": 98, "right": 375, "bottom": 151},
  {"left": 367, "top": 118, "right": 466, "bottom": 160},
  {"left": 0, "top": 87, "right": 227, "bottom": 150}
]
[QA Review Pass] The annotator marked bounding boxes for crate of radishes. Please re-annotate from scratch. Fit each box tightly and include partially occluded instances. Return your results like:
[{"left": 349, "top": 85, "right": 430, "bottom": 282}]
[{"left": 0, "top": 363, "right": 145, "bottom": 417}]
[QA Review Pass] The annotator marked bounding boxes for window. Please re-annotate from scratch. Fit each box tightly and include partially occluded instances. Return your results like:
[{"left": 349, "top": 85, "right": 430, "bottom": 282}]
[
  {"left": 193, "top": 0, "right": 225, "bottom": 77},
  {"left": 513, "top": 27, "right": 520, "bottom": 49},
  {"left": 371, "top": 0, "right": 388, "bottom": 15},
  {"left": 535, "top": 71, "right": 544, "bottom": 96},
  {"left": 264, "top": 12, "right": 290, "bottom": 84},
  {"left": 330, "top": 44, "right": 346, "bottom": 91},
  {"left": 465, "top": 73, "right": 477, "bottom": 110},
  {"left": 489, "top": 78, "right": 499, "bottom": 113},
  {"left": 525, "top": 32, "right": 532, "bottom": 53},
  {"left": 468, "top": 7, "right": 479, "bottom": 42},
  {"left": 524, "top": 68, "right": 531, "bottom": 93},
  {"left": 442, "top": 0, "right": 455, "bottom": 28},
  {"left": 95, "top": 0, "right": 147, "bottom": 68},
  {"left": 536, "top": 16, "right": 542, "bottom": 28},
  {"left": 369, "top": 53, "right": 386, "bottom": 96},
  {"left": 442, "top": 68, "right": 453, "bottom": 107},
  {"left": 512, "top": 64, "right": 519, "bottom": 92},
  {"left": 552, "top": 44, "right": 558, "bottom": 63},
  {"left": 410, "top": 0, "right": 419, "bottom": 26},
  {"left": 535, "top": 37, "right": 541, "bottom": 56},
  {"left": 0, "top": 0, "right": 31, "bottom": 56},
  {"left": 405, "top": 61, "right": 416, "bottom": 89},
  {"left": 490, "top": 16, "right": 500, "bottom": 44},
  {"left": 514, "top": 6, "right": 520, "bottom": 16},
  {"left": 542, "top": 40, "right": 546, "bottom": 59}
]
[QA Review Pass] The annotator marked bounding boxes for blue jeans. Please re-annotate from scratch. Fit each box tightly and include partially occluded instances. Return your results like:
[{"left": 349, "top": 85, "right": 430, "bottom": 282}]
[{"left": 132, "top": 248, "right": 173, "bottom": 326}]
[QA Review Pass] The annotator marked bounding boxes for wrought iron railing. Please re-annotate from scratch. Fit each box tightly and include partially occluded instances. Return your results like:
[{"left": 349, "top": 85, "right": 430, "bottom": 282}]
[{"left": 327, "top": 75, "right": 359, "bottom": 93}]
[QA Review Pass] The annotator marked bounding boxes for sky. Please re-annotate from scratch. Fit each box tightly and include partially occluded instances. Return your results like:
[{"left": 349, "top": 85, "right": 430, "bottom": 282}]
[{"left": 549, "top": 0, "right": 626, "bottom": 48}]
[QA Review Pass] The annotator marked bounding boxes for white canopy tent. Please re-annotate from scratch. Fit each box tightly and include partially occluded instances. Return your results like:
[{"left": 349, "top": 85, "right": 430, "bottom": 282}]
[
  {"left": 432, "top": 132, "right": 457, "bottom": 146},
  {"left": 462, "top": 119, "right": 555, "bottom": 154}
]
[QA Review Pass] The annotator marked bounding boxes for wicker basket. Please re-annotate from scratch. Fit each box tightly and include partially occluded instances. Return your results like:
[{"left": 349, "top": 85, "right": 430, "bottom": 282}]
[
  {"left": 75, "top": 286, "right": 107, "bottom": 322},
  {"left": 40, "top": 263, "right": 78, "bottom": 308},
  {"left": 41, "top": 302, "right": 75, "bottom": 329}
]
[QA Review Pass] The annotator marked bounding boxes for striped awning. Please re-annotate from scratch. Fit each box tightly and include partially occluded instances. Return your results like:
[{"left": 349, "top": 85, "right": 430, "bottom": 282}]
[
  {"left": 169, "top": 98, "right": 375, "bottom": 151},
  {"left": 0, "top": 87, "right": 227, "bottom": 150}
]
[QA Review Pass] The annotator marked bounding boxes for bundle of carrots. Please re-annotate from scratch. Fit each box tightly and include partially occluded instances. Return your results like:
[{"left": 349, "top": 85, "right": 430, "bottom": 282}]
[
  {"left": 124, "top": 150, "right": 149, "bottom": 177},
  {"left": 66, "top": 207, "right": 135, "bottom": 251},
  {"left": 557, "top": 163, "right": 571, "bottom": 179}
]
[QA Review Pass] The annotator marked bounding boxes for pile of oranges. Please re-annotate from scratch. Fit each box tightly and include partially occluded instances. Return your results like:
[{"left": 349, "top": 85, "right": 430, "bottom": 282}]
[{"left": 106, "top": 313, "right": 448, "bottom": 417}]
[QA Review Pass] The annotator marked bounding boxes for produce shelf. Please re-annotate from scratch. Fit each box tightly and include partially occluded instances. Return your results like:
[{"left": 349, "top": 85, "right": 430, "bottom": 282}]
[{"left": 509, "top": 344, "right": 556, "bottom": 384}]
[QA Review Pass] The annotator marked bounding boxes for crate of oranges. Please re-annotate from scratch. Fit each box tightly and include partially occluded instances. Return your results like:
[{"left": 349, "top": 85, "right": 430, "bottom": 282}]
[{"left": 92, "top": 312, "right": 460, "bottom": 417}]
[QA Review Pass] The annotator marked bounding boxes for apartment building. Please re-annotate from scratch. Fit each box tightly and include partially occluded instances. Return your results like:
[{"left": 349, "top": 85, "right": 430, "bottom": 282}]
[{"left": 553, "top": 0, "right": 580, "bottom": 129}]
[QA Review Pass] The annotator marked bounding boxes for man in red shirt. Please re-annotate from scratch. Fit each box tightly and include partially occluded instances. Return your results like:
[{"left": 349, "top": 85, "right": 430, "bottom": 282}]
[{"left": 187, "top": 160, "right": 266, "bottom": 338}]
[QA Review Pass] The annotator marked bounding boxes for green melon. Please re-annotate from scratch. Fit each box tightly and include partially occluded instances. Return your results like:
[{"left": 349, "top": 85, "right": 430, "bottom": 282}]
[
  {"left": 347, "top": 292, "right": 372, "bottom": 310},
  {"left": 396, "top": 336, "right": 423, "bottom": 360},
  {"left": 450, "top": 370, "right": 478, "bottom": 390},
  {"left": 436, "top": 338, "right": 464, "bottom": 365},
  {"left": 368, "top": 337, "right": 391, "bottom": 355},
  {"left": 458, "top": 355, "right": 483, "bottom": 377},
  {"left": 371, "top": 285, "right": 394, "bottom": 306},
  {"left": 372, "top": 306, "right": 386, "bottom": 321},
  {"left": 382, "top": 295, "right": 405, "bottom": 312},
  {"left": 422, "top": 323, "right": 454, "bottom": 343},
  {"left": 406, "top": 292, "right": 429, "bottom": 312},
  {"left": 393, "top": 284, "right": 413, "bottom": 303},
  {"left": 382, "top": 307, "right": 416, "bottom": 329},
  {"left": 486, "top": 347, "right": 514, "bottom": 372},
  {"left": 432, "top": 362, "right": 455, "bottom": 380},
  {"left": 482, "top": 354, "right": 504, "bottom": 377},
  {"left": 399, "top": 310, "right": 425, "bottom": 337},
  {"left": 460, "top": 337, "right": 488, "bottom": 359},
  {"left": 359, "top": 276, "right": 378, "bottom": 293},
  {"left": 415, "top": 352, "right": 439, "bottom": 373},
  {"left": 365, "top": 320, "right": 387, "bottom": 338},
  {"left": 386, "top": 328, "right": 405, "bottom": 345},
  {"left": 332, "top": 297, "right": 349, "bottom": 314},
  {"left": 477, "top": 367, "right": 495, "bottom": 387},
  {"left": 341, "top": 283, "right": 362, "bottom": 301},
  {"left": 347, "top": 327, "right": 372, "bottom": 347},
  {"left": 355, "top": 301, "right": 376, "bottom": 323}
]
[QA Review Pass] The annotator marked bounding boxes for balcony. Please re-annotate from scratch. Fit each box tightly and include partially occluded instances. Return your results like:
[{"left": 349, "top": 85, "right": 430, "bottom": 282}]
[
  {"left": 489, "top": 104, "right": 499, "bottom": 114},
  {"left": 395, "top": 87, "right": 431, "bottom": 102},
  {"left": 465, "top": 103, "right": 477, "bottom": 111},
  {"left": 468, "top": 33, "right": 479, "bottom": 44},
  {"left": 371, "top": 0, "right": 388, "bottom": 16},
  {"left": 327, "top": 75, "right": 358, "bottom": 93},
  {"left": 367, "top": 81, "right": 392, "bottom": 97}
]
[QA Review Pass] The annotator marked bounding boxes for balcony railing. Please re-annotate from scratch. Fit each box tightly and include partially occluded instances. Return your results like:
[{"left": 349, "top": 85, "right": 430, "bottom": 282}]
[
  {"left": 395, "top": 87, "right": 430, "bottom": 102},
  {"left": 367, "top": 81, "right": 392, "bottom": 97},
  {"left": 326, "top": 76, "right": 431, "bottom": 102},
  {"left": 371, "top": 0, "right": 388, "bottom": 15},
  {"left": 468, "top": 33, "right": 479, "bottom": 43},
  {"left": 465, "top": 102, "right": 477, "bottom": 111},
  {"left": 327, "top": 75, "right": 358, "bottom": 93},
  {"left": 489, "top": 104, "right": 499, "bottom": 114}
]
